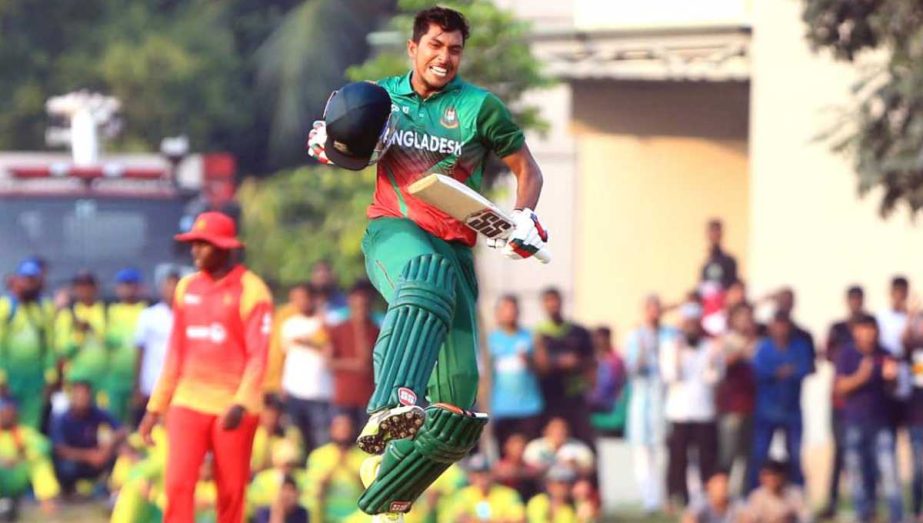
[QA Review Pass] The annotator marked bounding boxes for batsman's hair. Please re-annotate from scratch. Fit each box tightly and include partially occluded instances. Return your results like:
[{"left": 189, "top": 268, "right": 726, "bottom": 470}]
[{"left": 413, "top": 6, "right": 470, "bottom": 44}]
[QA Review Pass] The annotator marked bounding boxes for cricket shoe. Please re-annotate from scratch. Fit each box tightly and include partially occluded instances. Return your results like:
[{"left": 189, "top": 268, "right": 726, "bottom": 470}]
[
  {"left": 357, "top": 405, "right": 425, "bottom": 455},
  {"left": 360, "top": 455, "right": 405, "bottom": 523}
]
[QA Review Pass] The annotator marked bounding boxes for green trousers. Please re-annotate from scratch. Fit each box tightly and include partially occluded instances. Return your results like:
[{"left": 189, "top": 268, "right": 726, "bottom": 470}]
[{"left": 361, "top": 218, "right": 480, "bottom": 410}]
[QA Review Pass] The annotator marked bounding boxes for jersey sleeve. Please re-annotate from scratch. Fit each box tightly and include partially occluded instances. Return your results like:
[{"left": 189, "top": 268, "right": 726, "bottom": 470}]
[
  {"left": 234, "top": 272, "right": 274, "bottom": 412},
  {"left": 476, "top": 92, "right": 525, "bottom": 158}
]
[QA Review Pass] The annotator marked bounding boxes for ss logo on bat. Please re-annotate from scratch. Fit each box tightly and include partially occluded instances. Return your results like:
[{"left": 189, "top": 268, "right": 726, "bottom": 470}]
[{"left": 466, "top": 210, "right": 512, "bottom": 238}]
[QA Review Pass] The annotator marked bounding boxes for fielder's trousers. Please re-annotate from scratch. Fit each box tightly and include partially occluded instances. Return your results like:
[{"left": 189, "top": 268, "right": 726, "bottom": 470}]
[{"left": 164, "top": 406, "right": 258, "bottom": 523}]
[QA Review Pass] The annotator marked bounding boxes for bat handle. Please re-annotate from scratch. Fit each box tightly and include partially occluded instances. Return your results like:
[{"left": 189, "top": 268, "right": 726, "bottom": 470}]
[{"left": 534, "top": 247, "right": 552, "bottom": 264}]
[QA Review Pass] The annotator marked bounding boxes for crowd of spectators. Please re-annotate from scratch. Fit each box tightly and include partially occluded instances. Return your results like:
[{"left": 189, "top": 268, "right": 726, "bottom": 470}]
[{"left": 2, "top": 218, "right": 923, "bottom": 523}]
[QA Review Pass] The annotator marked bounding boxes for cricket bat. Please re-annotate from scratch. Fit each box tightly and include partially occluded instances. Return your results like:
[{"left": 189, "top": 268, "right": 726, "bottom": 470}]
[{"left": 408, "top": 174, "right": 552, "bottom": 264}]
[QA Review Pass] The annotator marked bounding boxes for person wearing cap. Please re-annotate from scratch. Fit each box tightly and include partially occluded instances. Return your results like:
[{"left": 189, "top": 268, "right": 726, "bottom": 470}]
[
  {"left": 0, "top": 260, "right": 57, "bottom": 430},
  {"left": 748, "top": 311, "right": 814, "bottom": 492},
  {"left": 138, "top": 211, "right": 273, "bottom": 523},
  {"left": 0, "top": 397, "right": 60, "bottom": 515},
  {"left": 103, "top": 268, "right": 149, "bottom": 424},
  {"left": 308, "top": 6, "right": 549, "bottom": 522},
  {"left": 525, "top": 466, "right": 578, "bottom": 523},
  {"left": 54, "top": 270, "right": 108, "bottom": 396},
  {"left": 660, "top": 301, "right": 724, "bottom": 508},
  {"left": 444, "top": 454, "right": 525, "bottom": 523}
]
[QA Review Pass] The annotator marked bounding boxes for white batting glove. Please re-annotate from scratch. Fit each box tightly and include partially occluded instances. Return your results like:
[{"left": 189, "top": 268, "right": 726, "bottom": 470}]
[
  {"left": 306, "top": 120, "right": 333, "bottom": 165},
  {"left": 502, "top": 208, "right": 549, "bottom": 260}
]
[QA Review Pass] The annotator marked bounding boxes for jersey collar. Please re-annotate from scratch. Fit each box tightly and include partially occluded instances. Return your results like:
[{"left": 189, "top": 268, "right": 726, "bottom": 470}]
[{"left": 399, "top": 70, "right": 463, "bottom": 98}]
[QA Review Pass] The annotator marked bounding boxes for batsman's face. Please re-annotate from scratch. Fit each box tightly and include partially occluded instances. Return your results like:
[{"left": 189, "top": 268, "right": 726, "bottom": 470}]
[{"left": 408, "top": 24, "right": 463, "bottom": 91}]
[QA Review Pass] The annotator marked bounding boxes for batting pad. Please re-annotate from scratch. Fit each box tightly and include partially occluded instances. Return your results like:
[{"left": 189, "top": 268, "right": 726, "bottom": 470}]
[
  {"left": 367, "top": 254, "right": 456, "bottom": 413},
  {"left": 358, "top": 404, "right": 488, "bottom": 514}
]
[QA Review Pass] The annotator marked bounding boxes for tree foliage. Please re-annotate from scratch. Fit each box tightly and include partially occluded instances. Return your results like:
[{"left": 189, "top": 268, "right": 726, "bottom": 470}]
[
  {"left": 0, "top": 0, "right": 387, "bottom": 174},
  {"left": 347, "top": 0, "right": 552, "bottom": 135},
  {"left": 238, "top": 166, "right": 375, "bottom": 288},
  {"left": 803, "top": 0, "right": 923, "bottom": 214}
]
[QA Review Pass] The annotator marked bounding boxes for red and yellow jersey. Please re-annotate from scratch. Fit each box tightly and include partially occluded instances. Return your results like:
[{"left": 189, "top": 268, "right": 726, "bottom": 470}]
[{"left": 147, "top": 265, "right": 273, "bottom": 416}]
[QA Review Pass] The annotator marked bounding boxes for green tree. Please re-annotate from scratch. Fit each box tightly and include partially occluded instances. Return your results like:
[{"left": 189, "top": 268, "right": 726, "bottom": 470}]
[
  {"left": 242, "top": 0, "right": 551, "bottom": 286},
  {"left": 238, "top": 166, "right": 376, "bottom": 289},
  {"left": 803, "top": 0, "right": 923, "bottom": 214},
  {"left": 347, "top": 0, "right": 551, "bottom": 135}
]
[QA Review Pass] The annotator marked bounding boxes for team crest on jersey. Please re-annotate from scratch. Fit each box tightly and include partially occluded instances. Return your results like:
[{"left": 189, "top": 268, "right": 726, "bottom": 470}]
[{"left": 440, "top": 107, "right": 458, "bottom": 129}]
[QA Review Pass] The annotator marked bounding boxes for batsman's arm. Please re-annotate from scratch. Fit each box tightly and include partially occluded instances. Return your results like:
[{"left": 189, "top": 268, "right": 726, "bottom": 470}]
[
  {"left": 478, "top": 92, "right": 543, "bottom": 211},
  {"left": 501, "top": 143, "right": 543, "bottom": 211}
]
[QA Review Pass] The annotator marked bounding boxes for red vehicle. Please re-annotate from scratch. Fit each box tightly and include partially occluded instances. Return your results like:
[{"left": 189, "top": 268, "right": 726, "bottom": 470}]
[{"left": 0, "top": 151, "right": 238, "bottom": 292}]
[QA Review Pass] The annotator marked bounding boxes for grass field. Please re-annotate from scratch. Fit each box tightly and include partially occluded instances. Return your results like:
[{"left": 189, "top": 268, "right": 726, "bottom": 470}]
[{"left": 20, "top": 501, "right": 665, "bottom": 522}]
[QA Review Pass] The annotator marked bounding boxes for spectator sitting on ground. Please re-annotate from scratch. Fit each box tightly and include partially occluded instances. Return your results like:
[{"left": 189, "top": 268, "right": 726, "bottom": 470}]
[
  {"left": 50, "top": 381, "right": 126, "bottom": 496},
  {"left": 745, "top": 460, "right": 810, "bottom": 523},
  {"left": 682, "top": 472, "right": 744, "bottom": 523},
  {"left": 254, "top": 475, "right": 309, "bottom": 523},
  {"left": 526, "top": 465, "right": 579, "bottom": 523},
  {"left": 494, "top": 433, "right": 542, "bottom": 502},
  {"left": 248, "top": 439, "right": 307, "bottom": 514},
  {"left": 0, "top": 398, "right": 59, "bottom": 516},
  {"left": 445, "top": 454, "right": 525, "bottom": 523},
  {"left": 523, "top": 418, "right": 594, "bottom": 477},
  {"left": 305, "top": 413, "right": 366, "bottom": 522},
  {"left": 194, "top": 455, "right": 217, "bottom": 521},
  {"left": 251, "top": 395, "right": 302, "bottom": 474},
  {"left": 572, "top": 478, "right": 600, "bottom": 523}
]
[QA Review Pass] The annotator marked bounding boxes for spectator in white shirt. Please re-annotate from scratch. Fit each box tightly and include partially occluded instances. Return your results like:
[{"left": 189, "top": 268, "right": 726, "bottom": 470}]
[
  {"left": 661, "top": 302, "right": 724, "bottom": 508},
  {"left": 878, "top": 276, "right": 912, "bottom": 402},
  {"left": 280, "top": 283, "right": 333, "bottom": 452},
  {"left": 523, "top": 417, "right": 595, "bottom": 478},
  {"left": 133, "top": 271, "right": 180, "bottom": 424},
  {"left": 878, "top": 276, "right": 910, "bottom": 355}
]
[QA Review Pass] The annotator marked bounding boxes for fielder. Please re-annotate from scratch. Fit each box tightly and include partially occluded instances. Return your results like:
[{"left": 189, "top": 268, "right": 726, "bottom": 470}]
[{"left": 308, "top": 6, "right": 548, "bottom": 521}]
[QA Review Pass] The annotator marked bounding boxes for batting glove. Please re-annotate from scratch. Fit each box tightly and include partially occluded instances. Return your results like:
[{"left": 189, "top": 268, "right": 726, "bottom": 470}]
[
  {"left": 502, "top": 208, "right": 549, "bottom": 260},
  {"left": 306, "top": 120, "right": 333, "bottom": 165}
]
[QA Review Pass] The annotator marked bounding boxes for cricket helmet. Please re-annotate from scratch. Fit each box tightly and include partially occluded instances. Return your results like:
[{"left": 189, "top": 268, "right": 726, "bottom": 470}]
[{"left": 323, "top": 81, "right": 397, "bottom": 170}]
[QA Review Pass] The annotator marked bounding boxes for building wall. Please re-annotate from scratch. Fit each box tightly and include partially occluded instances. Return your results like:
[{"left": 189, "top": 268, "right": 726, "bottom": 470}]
[
  {"left": 749, "top": 0, "right": 922, "bottom": 341},
  {"left": 571, "top": 80, "right": 750, "bottom": 333}
]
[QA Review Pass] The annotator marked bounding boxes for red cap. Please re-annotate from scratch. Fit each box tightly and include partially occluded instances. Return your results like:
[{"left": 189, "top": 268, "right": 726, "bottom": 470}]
[{"left": 174, "top": 212, "right": 243, "bottom": 250}]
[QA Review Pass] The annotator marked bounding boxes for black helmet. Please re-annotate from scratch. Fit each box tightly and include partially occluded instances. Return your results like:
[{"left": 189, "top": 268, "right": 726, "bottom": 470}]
[{"left": 323, "top": 81, "right": 395, "bottom": 170}]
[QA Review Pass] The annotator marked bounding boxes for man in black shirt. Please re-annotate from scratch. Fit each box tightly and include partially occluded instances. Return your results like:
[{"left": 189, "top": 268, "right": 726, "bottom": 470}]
[
  {"left": 534, "top": 287, "right": 595, "bottom": 447},
  {"left": 700, "top": 219, "right": 738, "bottom": 291}
]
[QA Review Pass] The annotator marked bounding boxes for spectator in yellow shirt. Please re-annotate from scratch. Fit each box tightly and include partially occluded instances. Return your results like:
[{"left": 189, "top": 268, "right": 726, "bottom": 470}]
[
  {"left": 304, "top": 414, "right": 366, "bottom": 522},
  {"left": 527, "top": 466, "right": 579, "bottom": 523},
  {"left": 0, "top": 398, "right": 59, "bottom": 516},
  {"left": 445, "top": 454, "right": 525, "bottom": 523}
]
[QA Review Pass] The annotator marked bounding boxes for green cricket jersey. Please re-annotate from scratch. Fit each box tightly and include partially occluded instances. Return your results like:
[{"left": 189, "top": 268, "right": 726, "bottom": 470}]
[
  {"left": 0, "top": 296, "right": 56, "bottom": 387},
  {"left": 106, "top": 301, "right": 146, "bottom": 384},
  {"left": 370, "top": 71, "right": 525, "bottom": 246}
]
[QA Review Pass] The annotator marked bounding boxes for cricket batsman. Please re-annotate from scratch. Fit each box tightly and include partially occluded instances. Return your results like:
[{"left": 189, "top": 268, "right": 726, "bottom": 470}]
[
  {"left": 138, "top": 211, "right": 273, "bottom": 522},
  {"left": 308, "top": 6, "right": 548, "bottom": 521}
]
